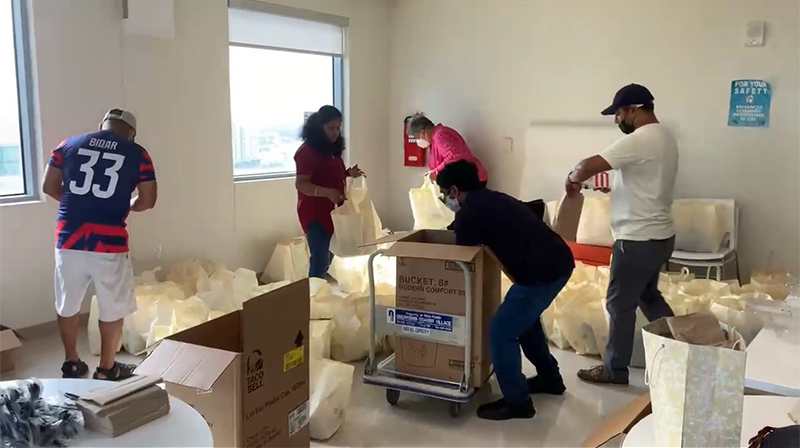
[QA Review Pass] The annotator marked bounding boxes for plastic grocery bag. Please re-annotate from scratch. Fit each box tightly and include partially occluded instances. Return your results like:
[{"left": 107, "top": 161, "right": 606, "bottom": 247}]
[
  {"left": 330, "top": 293, "right": 372, "bottom": 362},
  {"left": 311, "top": 320, "right": 333, "bottom": 359},
  {"left": 310, "top": 278, "right": 344, "bottom": 319},
  {"left": 643, "top": 317, "right": 746, "bottom": 448},
  {"left": 586, "top": 301, "right": 609, "bottom": 358},
  {"left": 329, "top": 254, "right": 396, "bottom": 295},
  {"left": 541, "top": 307, "right": 571, "bottom": 350},
  {"left": 576, "top": 196, "right": 613, "bottom": 247},
  {"left": 409, "top": 177, "right": 454, "bottom": 230},
  {"left": 329, "top": 256, "right": 368, "bottom": 293},
  {"left": 672, "top": 200, "right": 726, "bottom": 252},
  {"left": 554, "top": 283, "right": 604, "bottom": 355},
  {"left": 679, "top": 279, "right": 732, "bottom": 297},
  {"left": 122, "top": 292, "right": 162, "bottom": 355},
  {"left": 261, "top": 237, "right": 310, "bottom": 283},
  {"left": 88, "top": 296, "right": 123, "bottom": 356},
  {"left": 309, "top": 357, "right": 355, "bottom": 441},
  {"left": 172, "top": 296, "right": 210, "bottom": 329},
  {"left": 709, "top": 298, "right": 765, "bottom": 343},
  {"left": 167, "top": 259, "right": 209, "bottom": 297},
  {"left": 330, "top": 178, "right": 383, "bottom": 257}
]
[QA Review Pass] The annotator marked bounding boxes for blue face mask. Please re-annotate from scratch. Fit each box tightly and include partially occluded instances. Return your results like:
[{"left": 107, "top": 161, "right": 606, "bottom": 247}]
[
  {"left": 445, "top": 196, "right": 460, "bottom": 213},
  {"left": 442, "top": 188, "right": 460, "bottom": 213}
]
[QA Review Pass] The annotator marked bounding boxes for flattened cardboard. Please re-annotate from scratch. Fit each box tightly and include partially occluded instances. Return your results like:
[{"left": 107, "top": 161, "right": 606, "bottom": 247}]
[
  {"left": 76, "top": 376, "right": 169, "bottom": 438},
  {"left": 136, "top": 280, "right": 310, "bottom": 448},
  {"left": 581, "top": 393, "right": 652, "bottom": 447},
  {"left": 0, "top": 329, "right": 22, "bottom": 373},
  {"left": 553, "top": 193, "right": 584, "bottom": 242},
  {"left": 135, "top": 339, "right": 237, "bottom": 391},
  {"left": 389, "top": 230, "right": 502, "bottom": 386}
]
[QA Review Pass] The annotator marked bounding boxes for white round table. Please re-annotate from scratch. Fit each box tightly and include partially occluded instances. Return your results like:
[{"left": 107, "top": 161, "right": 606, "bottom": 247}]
[
  {"left": 622, "top": 396, "right": 797, "bottom": 447},
  {"left": 1, "top": 379, "right": 213, "bottom": 447}
]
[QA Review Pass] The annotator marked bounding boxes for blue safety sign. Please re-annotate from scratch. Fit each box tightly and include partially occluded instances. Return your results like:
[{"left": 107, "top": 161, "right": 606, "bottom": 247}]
[{"left": 728, "top": 79, "right": 771, "bottom": 127}]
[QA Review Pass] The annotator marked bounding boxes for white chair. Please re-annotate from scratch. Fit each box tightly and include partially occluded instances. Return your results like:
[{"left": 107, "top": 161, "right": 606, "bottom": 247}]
[{"left": 668, "top": 199, "right": 739, "bottom": 281}]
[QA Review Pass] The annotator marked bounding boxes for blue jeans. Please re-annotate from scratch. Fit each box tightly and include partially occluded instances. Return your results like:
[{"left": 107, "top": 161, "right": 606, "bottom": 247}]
[
  {"left": 489, "top": 275, "right": 570, "bottom": 403},
  {"left": 306, "top": 221, "right": 332, "bottom": 279}
]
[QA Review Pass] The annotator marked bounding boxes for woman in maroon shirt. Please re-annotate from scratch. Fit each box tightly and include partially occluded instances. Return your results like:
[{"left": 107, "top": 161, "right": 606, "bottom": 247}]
[{"left": 294, "top": 106, "right": 363, "bottom": 278}]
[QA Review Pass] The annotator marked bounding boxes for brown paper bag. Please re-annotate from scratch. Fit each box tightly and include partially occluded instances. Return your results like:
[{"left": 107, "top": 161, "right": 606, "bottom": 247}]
[
  {"left": 666, "top": 312, "right": 728, "bottom": 346},
  {"left": 553, "top": 193, "right": 584, "bottom": 242}
]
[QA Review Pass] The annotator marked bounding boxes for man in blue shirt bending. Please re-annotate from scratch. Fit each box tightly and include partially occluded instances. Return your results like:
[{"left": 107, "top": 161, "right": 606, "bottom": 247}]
[{"left": 437, "top": 160, "right": 575, "bottom": 421}]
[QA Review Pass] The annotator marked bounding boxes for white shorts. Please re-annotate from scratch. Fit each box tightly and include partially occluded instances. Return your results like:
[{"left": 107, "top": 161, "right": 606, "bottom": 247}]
[{"left": 54, "top": 249, "right": 136, "bottom": 322}]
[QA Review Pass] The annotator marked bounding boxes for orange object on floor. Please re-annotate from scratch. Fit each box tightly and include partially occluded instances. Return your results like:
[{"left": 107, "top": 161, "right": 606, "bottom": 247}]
[{"left": 567, "top": 241, "right": 612, "bottom": 266}]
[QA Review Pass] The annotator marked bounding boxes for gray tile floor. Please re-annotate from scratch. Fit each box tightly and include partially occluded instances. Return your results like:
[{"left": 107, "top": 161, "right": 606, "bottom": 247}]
[{"left": 2, "top": 326, "right": 644, "bottom": 447}]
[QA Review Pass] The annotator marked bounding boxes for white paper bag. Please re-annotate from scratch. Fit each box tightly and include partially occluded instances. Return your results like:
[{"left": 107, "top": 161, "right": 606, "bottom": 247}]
[
  {"left": 309, "top": 357, "right": 355, "bottom": 440},
  {"left": 330, "top": 178, "right": 383, "bottom": 257},
  {"left": 643, "top": 318, "right": 746, "bottom": 448},
  {"left": 576, "top": 196, "right": 613, "bottom": 247},
  {"left": 709, "top": 297, "right": 765, "bottom": 343},
  {"left": 310, "top": 320, "right": 333, "bottom": 360},
  {"left": 409, "top": 177, "right": 454, "bottom": 230},
  {"left": 541, "top": 306, "right": 570, "bottom": 350},
  {"left": 330, "top": 293, "right": 371, "bottom": 362},
  {"left": 310, "top": 278, "right": 343, "bottom": 320},
  {"left": 673, "top": 200, "right": 726, "bottom": 253},
  {"left": 261, "top": 237, "right": 310, "bottom": 283}
]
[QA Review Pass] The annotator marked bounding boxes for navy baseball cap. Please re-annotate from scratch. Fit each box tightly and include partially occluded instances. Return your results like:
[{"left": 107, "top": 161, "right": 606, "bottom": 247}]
[{"left": 601, "top": 84, "right": 655, "bottom": 115}]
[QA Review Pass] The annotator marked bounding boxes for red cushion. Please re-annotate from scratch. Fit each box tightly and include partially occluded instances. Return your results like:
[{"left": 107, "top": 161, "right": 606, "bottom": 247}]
[{"left": 567, "top": 241, "right": 612, "bottom": 266}]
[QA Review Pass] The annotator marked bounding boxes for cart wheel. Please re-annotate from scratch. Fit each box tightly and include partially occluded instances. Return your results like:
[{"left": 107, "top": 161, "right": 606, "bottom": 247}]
[
  {"left": 448, "top": 402, "right": 461, "bottom": 418},
  {"left": 386, "top": 389, "right": 400, "bottom": 406}
]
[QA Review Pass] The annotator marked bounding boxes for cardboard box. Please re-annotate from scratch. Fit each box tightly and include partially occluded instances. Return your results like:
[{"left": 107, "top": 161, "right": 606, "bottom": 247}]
[
  {"left": 75, "top": 375, "right": 169, "bottom": 437},
  {"left": 375, "top": 230, "right": 502, "bottom": 387},
  {"left": 581, "top": 393, "right": 652, "bottom": 447},
  {"left": 0, "top": 328, "right": 22, "bottom": 373},
  {"left": 135, "top": 280, "right": 310, "bottom": 448}
]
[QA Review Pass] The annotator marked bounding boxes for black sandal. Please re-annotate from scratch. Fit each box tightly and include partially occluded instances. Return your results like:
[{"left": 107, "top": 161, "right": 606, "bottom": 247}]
[
  {"left": 93, "top": 361, "right": 137, "bottom": 381},
  {"left": 61, "top": 360, "right": 89, "bottom": 379}
]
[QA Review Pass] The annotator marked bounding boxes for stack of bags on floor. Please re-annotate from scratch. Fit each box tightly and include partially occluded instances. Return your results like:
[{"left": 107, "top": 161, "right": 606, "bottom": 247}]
[
  {"left": 540, "top": 263, "right": 788, "bottom": 361},
  {"left": 88, "top": 259, "right": 275, "bottom": 356}
]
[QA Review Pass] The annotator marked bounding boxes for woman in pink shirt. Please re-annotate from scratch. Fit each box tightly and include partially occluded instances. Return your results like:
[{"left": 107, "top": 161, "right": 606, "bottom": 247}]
[{"left": 406, "top": 114, "right": 488, "bottom": 186}]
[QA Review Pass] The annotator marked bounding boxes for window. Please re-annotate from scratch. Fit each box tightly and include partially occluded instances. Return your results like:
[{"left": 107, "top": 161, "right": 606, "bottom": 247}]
[
  {"left": 0, "top": 0, "right": 34, "bottom": 202},
  {"left": 228, "top": 1, "right": 347, "bottom": 180}
]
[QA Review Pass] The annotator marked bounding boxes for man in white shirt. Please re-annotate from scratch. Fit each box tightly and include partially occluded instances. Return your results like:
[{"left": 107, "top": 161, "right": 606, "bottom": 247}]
[{"left": 565, "top": 84, "right": 679, "bottom": 386}]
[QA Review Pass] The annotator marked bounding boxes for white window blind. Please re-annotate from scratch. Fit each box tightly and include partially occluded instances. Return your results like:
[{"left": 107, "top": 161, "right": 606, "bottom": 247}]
[{"left": 228, "top": 7, "right": 344, "bottom": 56}]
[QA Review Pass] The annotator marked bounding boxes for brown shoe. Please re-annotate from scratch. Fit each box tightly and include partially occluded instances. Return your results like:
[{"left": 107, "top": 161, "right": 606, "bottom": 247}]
[{"left": 577, "top": 366, "right": 628, "bottom": 386}]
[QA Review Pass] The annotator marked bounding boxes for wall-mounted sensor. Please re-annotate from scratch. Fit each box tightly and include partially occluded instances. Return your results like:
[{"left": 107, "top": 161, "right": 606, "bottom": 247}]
[{"left": 746, "top": 21, "right": 766, "bottom": 47}]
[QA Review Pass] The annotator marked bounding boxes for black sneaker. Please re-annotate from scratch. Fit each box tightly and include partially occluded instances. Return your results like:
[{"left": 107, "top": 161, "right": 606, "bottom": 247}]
[
  {"left": 526, "top": 374, "right": 566, "bottom": 395},
  {"left": 61, "top": 360, "right": 89, "bottom": 379},
  {"left": 94, "top": 361, "right": 137, "bottom": 381},
  {"left": 477, "top": 398, "right": 536, "bottom": 421},
  {"left": 577, "top": 365, "right": 629, "bottom": 386}
]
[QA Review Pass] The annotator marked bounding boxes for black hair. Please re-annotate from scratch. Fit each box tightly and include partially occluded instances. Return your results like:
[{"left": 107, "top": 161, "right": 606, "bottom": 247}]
[
  {"left": 302, "top": 105, "right": 344, "bottom": 157},
  {"left": 436, "top": 160, "right": 483, "bottom": 192}
]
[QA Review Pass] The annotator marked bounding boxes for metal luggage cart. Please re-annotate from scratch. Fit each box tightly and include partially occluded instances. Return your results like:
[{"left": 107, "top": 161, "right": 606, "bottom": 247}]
[{"left": 362, "top": 250, "right": 484, "bottom": 418}]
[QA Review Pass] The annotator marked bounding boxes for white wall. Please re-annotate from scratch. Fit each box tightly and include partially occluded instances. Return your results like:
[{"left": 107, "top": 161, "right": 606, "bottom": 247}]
[
  {"left": 0, "top": 0, "right": 391, "bottom": 329},
  {"left": 387, "top": 0, "right": 800, "bottom": 278}
]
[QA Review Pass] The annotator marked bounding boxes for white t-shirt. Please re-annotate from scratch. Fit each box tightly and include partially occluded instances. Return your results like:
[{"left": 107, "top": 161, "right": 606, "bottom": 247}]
[{"left": 600, "top": 123, "right": 679, "bottom": 241}]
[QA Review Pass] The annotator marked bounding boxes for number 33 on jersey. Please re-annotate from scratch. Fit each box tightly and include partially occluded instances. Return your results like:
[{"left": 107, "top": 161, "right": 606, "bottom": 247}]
[{"left": 48, "top": 130, "right": 156, "bottom": 253}]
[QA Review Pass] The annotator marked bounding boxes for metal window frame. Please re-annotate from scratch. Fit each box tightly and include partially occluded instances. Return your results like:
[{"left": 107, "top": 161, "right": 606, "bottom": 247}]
[
  {"left": 0, "top": 0, "right": 38, "bottom": 204},
  {"left": 229, "top": 44, "right": 344, "bottom": 183}
]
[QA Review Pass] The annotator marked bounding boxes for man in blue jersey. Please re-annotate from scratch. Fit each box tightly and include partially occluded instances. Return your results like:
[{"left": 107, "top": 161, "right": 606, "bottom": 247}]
[{"left": 42, "top": 109, "right": 157, "bottom": 381}]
